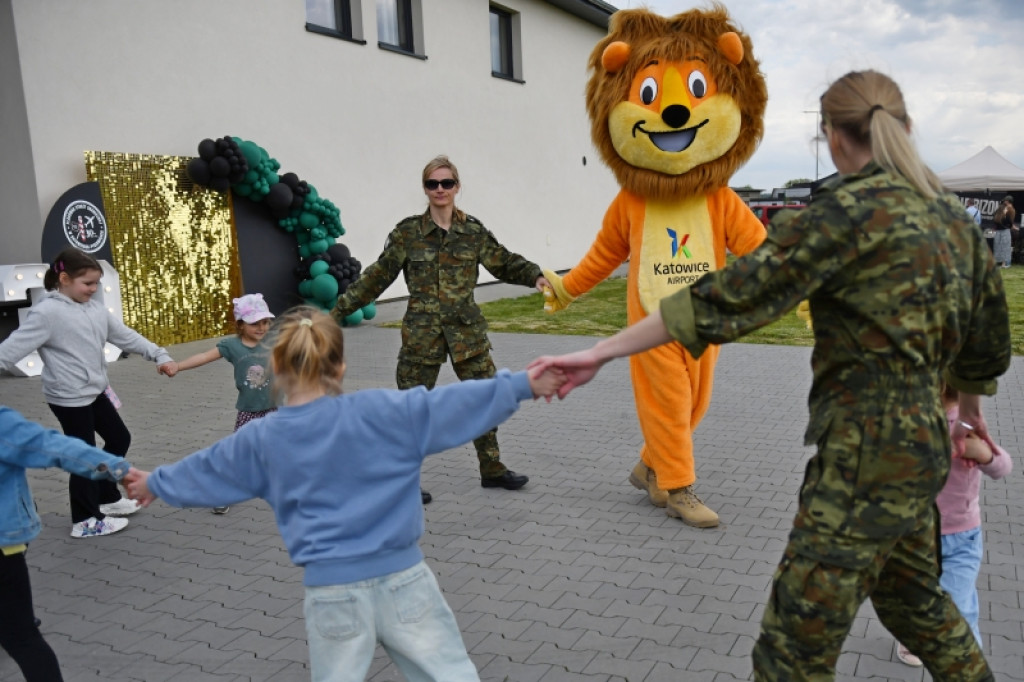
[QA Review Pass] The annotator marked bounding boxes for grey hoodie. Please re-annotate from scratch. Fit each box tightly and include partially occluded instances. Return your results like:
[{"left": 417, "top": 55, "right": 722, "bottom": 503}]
[{"left": 0, "top": 291, "right": 172, "bottom": 407}]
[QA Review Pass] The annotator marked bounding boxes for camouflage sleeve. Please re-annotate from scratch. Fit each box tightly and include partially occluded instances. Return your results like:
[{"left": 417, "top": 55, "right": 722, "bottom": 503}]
[
  {"left": 331, "top": 227, "right": 406, "bottom": 322},
  {"left": 476, "top": 221, "right": 543, "bottom": 288},
  {"left": 660, "top": 201, "right": 856, "bottom": 358},
  {"left": 946, "top": 249, "right": 1011, "bottom": 396}
]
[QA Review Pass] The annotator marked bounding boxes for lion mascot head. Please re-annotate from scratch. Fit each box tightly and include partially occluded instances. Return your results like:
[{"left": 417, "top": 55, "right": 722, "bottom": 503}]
[{"left": 587, "top": 4, "right": 767, "bottom": 201}]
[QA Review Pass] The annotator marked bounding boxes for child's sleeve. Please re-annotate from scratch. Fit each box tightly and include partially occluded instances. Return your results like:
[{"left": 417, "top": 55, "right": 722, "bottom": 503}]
[
  {"left": 980, "top": 442, "right": 1014, "bottom": 480},
  {"left": 0, "top": 308, "right": 52, "bottom": 373},
  {"left": 0, "top": 407, "right": 130, "bottom": 480},
  {"left": 405, "top": 369, "right": 533, "bottom": 457},
  {"left": 147, "top": 426, "right": 267, "bottom": 508},
  {"left": 105, "top": 315, "right": 173, "bottom": 365}
]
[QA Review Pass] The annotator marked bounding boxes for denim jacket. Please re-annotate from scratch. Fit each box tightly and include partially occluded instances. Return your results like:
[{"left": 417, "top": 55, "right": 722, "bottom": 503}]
[{"left": 0, "top": 406, "right": 130, "bottom": 545}]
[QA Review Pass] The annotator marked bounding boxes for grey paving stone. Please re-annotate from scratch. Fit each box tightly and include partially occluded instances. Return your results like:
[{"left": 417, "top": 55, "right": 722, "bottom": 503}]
[{"left": 2, "top": 281, "right": 1023, "bottom": 681}]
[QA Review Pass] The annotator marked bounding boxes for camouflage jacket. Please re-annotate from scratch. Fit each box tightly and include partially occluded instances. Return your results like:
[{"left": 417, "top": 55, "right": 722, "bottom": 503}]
[
  {"left": 332, "top": 212, "right": 542, "bottom": 363},
  {"left": 660, "top": 163, "right": 1011, "bottom": 550}
]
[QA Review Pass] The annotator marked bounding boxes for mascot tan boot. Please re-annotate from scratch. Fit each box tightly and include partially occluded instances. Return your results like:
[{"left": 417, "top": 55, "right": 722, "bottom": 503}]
[
  {"left": 628, "top": 460, "right": 668, "bottom": 508},
  {"left": 666, "top": 487, "right": 719, "bottom": 528}
]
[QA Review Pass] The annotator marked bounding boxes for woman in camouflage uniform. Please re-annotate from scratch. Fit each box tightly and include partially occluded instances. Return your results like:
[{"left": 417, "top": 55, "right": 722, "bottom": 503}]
[
  {"left": 333, "top": 156, "right": 550, "bottom": 503},
  {"left": 531, "top": 71, "right": 1008, "bottom": 681}
]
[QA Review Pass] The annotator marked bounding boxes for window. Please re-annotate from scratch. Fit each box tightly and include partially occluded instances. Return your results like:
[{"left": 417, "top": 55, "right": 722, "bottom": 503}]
[
  {"left": 377, "top": 0, "right": 421, "bottom": 56},
  {"left": 305, "top": 0, "right": 364, "bottom": 43},
  {"left": 490, "top": 5, "right": 523, "bottom": 82}
]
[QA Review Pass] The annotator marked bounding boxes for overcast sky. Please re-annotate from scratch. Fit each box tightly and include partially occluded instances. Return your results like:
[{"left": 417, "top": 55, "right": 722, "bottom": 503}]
[{"left": 611, "top": 0, "right": 1024, "bottom": 191}]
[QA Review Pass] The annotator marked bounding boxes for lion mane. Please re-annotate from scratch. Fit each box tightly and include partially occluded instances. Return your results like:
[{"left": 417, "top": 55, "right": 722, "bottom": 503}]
[{"left": 586, "top": 4, "right": 768, "bottom": 201}]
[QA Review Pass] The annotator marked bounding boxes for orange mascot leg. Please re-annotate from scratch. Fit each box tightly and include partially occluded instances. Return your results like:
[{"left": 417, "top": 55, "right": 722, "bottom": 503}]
[{"left": 630, "top": 340, "right": 721, "bottom": 527}]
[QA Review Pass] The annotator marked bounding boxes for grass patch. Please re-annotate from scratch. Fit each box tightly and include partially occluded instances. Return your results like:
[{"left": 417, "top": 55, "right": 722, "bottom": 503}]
[{"left": 382, "top": 266, "right": 1024, "bottom": 354}]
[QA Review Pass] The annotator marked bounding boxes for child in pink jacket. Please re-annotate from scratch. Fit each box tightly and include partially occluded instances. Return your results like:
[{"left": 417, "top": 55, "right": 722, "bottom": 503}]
[{"left": 897, "top": 384, "right": 1013, "bottom": 666}]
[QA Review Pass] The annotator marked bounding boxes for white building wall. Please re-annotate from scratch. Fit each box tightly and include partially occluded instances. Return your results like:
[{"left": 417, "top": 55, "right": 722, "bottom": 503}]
[{"left": 3, "top": 0, "right": 619, "bottom": 299}]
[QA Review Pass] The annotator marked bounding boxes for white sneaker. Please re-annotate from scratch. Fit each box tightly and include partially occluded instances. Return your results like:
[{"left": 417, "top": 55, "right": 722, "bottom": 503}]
[
  {"left": 895, "top": 641, "right": 922, "bottom": 667},
  {"left": 70, "top": 516, "right": 128, "bottom": 538},
  {"left": 99, "top": 498, "right": 141, "bottom": 516}
]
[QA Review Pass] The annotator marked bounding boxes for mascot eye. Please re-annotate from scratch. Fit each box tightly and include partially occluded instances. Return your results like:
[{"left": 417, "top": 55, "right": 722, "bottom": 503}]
[
  {"left": 640, "top": 77, "right": 658, "bottom": 105},
  {"left": 688, "top": 70, "right": 708, "bottom": 99}
]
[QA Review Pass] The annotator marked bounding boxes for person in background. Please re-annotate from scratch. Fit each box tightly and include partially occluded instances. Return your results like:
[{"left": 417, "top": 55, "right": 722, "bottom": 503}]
[
  {"left": 0, "top": 248, "right": 174, "bottom": 538},
  {"left": 1, "top": 405, "right": 132, "bottom": 681},
  {"left": 965, "top": 198, "right": 981, "bottom": 227},
  {"left": 159, "top": 293, "right": 277, "bottom": 514},
  {"left": 123, "top": 307, "right": 564, "bottom": 682},
  {"left": 332, "top": 155, "right": 552, "bottom": 503},
  {"left": 991, "top": 195, "right": 1015, "bottom": 267},
  {"left": 530, "top": 70, "right": 1008, "bottom": 680}
]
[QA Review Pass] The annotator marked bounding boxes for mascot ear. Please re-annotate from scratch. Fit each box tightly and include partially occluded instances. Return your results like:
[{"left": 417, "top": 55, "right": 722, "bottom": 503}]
[
  {"left": 601, "top": 41, "right": 631, "bottom": 73},
  {"left": 717, "top": 32, "right": 744, "bottom": 66}
]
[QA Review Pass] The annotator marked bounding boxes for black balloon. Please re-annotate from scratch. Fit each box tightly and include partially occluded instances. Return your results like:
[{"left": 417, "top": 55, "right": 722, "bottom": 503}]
[
  {"left": 209, "top": 156, "right": 230, "bottom": 177},
  {"left": 210, "top": 176, "right": 231, "bottom": 192},
  {"left": 266, "top": 183, "right": 293, "bottom": 210},
  {"left": 186, "top": 157, "right": 211, "bottom": 186},
  {"left": 198, "top": 139, "right": 217, "bottom": 161}
]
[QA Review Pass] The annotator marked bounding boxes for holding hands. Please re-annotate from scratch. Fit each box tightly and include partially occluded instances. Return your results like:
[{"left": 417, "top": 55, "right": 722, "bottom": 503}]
[
  {"left": 528, "top": 350, "right": 608, "bottom": 400},
  {"left": 122, "top": 468, "right": 157, "bottom": 507},
  {"left": 157, "top": 362, "right": 178, "bottom": 377}
]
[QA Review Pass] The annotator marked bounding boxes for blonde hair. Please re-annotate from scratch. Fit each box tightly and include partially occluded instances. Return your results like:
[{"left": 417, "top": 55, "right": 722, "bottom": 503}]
[
  {"left": 820, "top": 70, "right": 943, "bottom": 199},
  {"left": 271, "top": 307, "right": 345, "bottom": 399},
  {"left": 421, "top": 155, "right": 466, "bottom": 223}
]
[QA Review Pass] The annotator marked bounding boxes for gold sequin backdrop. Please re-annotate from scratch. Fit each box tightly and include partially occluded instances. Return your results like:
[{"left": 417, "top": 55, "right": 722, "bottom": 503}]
[{"left": 85, "top": 152, "right": 241, "bottom": 345}]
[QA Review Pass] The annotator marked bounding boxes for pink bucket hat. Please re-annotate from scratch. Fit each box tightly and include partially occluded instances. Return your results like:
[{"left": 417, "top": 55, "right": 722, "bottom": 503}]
[{"left": 233, "top": 293, "right": 275, "bottom": 323}]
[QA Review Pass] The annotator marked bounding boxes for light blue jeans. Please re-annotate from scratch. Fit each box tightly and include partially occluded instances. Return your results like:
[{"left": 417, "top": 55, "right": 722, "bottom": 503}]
[
  {"left": 304, "top": 560, "right": 479, "bottom": 682},
  {"left": 940, "top": 527, "right": 984, "bottom": 645}
]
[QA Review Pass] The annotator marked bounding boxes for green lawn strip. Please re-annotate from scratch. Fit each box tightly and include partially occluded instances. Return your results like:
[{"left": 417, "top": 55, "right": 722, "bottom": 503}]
[{"left": 379, "top": 266, "right": 1023, "bottom": 354}]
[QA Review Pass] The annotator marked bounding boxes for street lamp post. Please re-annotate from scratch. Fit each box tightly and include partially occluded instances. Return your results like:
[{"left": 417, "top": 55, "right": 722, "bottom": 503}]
[{"left": 804, "top": 110, "right": 820, "bottom": 180}]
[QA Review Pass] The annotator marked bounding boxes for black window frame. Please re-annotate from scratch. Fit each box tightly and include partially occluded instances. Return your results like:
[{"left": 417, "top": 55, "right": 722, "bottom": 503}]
[
  {"left": 377, "top": 0, "right": 416, "bottom": 55},
  {"left": 305, "top": 0, "right": 364, "bottom": 44},
  {"left": 490, "top": 6, "right": 514, "bottom": 79}
]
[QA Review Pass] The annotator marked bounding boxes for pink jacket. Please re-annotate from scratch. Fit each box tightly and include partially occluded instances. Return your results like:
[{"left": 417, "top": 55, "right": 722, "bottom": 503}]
[{"left": 937, "top": 406, "right": 1014, "bottom": 535}]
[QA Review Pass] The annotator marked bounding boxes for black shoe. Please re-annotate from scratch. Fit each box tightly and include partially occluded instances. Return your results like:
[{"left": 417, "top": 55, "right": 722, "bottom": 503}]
[
  {"left": 421, "top": 489, "right": 432, "bottom": 505},
  {"left": 212, "top": 506, "right": 229, "bottom": 514},
  {"left": 481, "top": 471, "right": 529, "bottom": 490}
]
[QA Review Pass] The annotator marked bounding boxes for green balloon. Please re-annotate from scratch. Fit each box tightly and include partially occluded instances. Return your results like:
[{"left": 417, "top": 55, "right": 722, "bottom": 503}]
[
  {"left": 309, "top": 238, "right": 329, "bottom": 254},
  {"left": 238, "top": 141, "right": 262, "bottom": 169},
  {"left": 361, "top": 302, "right": 377, "bottom": 320},
  {"left": 309, "top": 260, "right": 329, "bottom": 277},
  {"left": 298, "top": 244, "right": 311, "bottom": 259},
  {"left": 343, "top": 309, "right": 364, "bottom": 326},
  {"left": 311, "top": 273, "right": 339, "bottom": 302},
  {"left": 299, "top": 212, "right": 319, "bottom": 230},
  {"left": 298, "top": 279, "right": 313, "bottom": 298}
]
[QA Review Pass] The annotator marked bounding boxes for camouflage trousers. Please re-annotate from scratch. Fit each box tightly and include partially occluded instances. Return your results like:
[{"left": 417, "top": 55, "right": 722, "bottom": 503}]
[
  {"left": 753, "top": 507, "right": 993, "bottom": 681},
  {"left": 395, "top": 351, "right": 506, "bottom": 478}
]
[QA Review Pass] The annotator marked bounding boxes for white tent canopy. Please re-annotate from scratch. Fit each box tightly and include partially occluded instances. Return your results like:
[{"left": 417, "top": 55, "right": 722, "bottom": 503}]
[{"left": 937, "top": 146, "right": 1024, "bottom": 191}]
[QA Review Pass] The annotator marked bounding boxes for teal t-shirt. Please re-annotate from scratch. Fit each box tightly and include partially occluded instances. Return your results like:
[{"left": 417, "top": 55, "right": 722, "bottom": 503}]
[{"left": 216, "top": 336, "right": 275, "bottom": 412}]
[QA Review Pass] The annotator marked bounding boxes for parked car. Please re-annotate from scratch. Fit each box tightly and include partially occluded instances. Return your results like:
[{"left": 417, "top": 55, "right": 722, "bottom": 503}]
[{"left": 749, "top": 203, "right": 806, "bottom": 226}]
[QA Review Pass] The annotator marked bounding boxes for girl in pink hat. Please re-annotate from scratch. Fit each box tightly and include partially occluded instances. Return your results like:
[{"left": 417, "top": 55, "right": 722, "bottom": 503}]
[{"left": 159, "top": 293, "right": 277, "bottom": 514}]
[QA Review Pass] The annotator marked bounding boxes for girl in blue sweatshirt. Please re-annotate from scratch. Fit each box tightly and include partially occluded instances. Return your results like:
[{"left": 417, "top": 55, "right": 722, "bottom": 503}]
[{"left": 123, "top": 307, "right": 563, "bottom": 682}]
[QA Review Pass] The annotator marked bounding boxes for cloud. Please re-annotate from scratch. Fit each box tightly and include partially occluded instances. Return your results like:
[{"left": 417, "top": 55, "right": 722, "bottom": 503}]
[{"left": 611, "top": 0, "right": 1024, "bottom": 190}]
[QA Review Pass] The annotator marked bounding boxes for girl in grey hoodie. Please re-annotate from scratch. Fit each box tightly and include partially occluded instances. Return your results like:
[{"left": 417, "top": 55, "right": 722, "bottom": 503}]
[{"left": 0, "top": 248, "right": 174, "bottom": 538}]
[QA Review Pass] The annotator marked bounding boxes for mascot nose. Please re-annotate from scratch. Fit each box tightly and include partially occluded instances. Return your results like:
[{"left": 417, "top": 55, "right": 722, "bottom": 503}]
[{"left": 661, "top": 104, "right": 691, "bottom": 129}]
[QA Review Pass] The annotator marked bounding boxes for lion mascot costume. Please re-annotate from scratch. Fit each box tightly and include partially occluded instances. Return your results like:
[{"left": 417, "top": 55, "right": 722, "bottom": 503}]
[{"left": 544, "top": 5, "right": 768, "bottom": 527}]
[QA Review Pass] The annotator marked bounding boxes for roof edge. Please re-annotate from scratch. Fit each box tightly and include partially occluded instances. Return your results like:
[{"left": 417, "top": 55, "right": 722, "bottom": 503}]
[{"left": 542, "top": 0, "right": 616, "bottom": 29}]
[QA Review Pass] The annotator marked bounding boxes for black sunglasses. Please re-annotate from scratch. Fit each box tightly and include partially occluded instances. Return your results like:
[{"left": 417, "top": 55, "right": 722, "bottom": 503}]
[{"left": 424, "top": 178, "right": 457, "bottom": 190}]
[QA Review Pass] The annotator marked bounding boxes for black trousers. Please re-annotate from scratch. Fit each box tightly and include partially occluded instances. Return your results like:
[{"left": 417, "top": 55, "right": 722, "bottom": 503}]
[
  {"left": 48, "top": 393, "right": 130, "bottom": 523},
  {"left": 0, "top": 551, "right": 64, "bottom": 682}
]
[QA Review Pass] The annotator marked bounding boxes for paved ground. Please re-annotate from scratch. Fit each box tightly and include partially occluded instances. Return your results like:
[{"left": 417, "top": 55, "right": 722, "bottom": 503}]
[{"left": 2, "top": 281, "right": 1023, "bottom": 681}]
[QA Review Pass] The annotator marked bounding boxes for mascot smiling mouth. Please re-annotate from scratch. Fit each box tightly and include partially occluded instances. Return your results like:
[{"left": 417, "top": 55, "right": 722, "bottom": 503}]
[{"left": 632, "top": 119, "right": 710, "bottom": 152}]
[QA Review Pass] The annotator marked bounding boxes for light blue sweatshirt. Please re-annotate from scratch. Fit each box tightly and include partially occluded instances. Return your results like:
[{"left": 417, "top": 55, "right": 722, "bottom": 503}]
[
  {"left": 148, "top": 369, "right": 534, "bottom": 586},
  {"left": 0, "top": 291, "right": 172, "bottom": 406}
]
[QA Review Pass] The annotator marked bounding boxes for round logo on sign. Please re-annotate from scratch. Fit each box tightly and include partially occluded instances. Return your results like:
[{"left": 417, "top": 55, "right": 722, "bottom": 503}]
[{"left": 62, "top": 200, "right": 108, "bottom": 253}]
